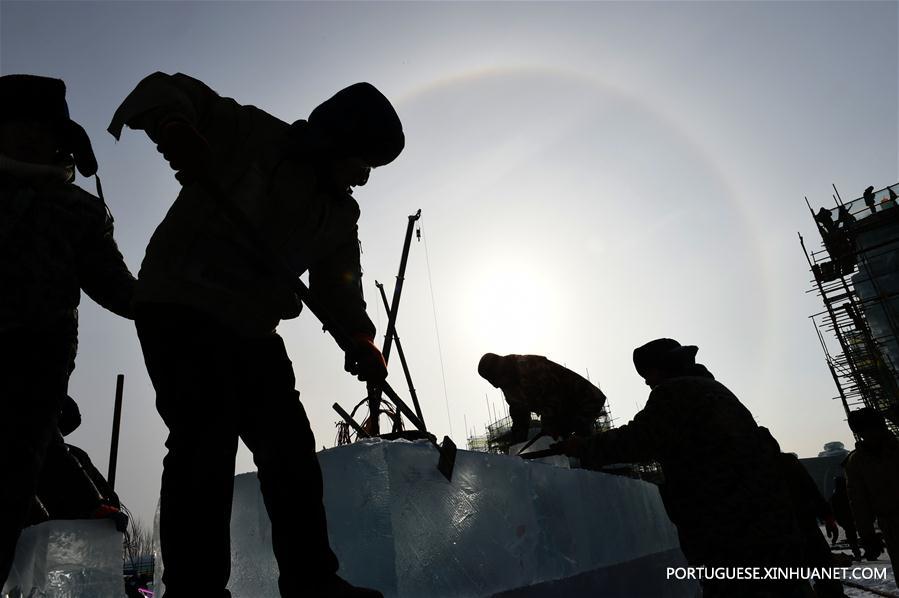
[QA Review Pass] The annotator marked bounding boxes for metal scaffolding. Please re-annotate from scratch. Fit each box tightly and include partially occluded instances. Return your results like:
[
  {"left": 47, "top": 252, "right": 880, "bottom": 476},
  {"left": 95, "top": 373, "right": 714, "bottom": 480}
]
[
  {"left": 801, "top": 182, "right": 899, "bottom": 437},
  {"left": 466, "top": 402, "right": 614, "bottom": 455}
]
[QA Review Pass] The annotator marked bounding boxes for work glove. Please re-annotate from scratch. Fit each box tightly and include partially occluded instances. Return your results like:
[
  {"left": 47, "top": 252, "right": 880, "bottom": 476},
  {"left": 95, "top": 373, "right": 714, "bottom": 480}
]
[
  {"left": 344, "top": 334, "right": 388, "bottom": 383},
  {"left": 156, "top": 118, "right": 211, "bottom": 185},
  {"left": 824, "top": 515, "right": 839, "bottom": 543},
  {"left": 862, "top": 535, "right": 884, "bottom": 561}
]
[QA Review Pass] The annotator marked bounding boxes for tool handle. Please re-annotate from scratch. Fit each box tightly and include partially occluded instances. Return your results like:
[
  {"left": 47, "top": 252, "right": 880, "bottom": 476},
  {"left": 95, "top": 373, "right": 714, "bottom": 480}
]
[
  {"left": 333, "top": 402, "right": 370, "bottom": 438},
  {"left": 520, "top": 448, "right": 565, "bottom": 460},
  {"left": 380, "top": 383, "right": 426, "bottom": 431}
]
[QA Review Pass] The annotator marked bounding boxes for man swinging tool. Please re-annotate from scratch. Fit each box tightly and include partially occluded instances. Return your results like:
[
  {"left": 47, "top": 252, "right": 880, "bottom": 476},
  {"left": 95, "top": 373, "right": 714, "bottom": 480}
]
[
  {"left": 477, "top": 353, "right": 606, "bottom": 447},
  {"left": 109, "top": 72, "right": 404, "bottom": 598}
]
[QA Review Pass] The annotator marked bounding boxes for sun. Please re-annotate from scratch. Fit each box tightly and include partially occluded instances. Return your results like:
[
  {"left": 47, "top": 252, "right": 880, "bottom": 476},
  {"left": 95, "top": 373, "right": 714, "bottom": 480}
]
[{"left": 461, "top": 256, "right": 564, "bottom": 354}]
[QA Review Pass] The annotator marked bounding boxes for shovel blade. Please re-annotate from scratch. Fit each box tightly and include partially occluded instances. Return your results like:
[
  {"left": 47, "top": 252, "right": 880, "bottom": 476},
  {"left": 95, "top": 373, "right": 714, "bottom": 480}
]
[{"left": 437, "top": 435, "right": 457, "bottom": 481}]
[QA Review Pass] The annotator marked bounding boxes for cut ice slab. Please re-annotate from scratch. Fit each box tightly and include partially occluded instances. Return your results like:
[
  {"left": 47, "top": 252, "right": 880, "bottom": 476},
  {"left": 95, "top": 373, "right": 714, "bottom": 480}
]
[
  {"left": 2, "top": 519, "right": 124, "bottom": 598},
  {"left": 154, "top": 439, "right": 695, "bottom": 597}
]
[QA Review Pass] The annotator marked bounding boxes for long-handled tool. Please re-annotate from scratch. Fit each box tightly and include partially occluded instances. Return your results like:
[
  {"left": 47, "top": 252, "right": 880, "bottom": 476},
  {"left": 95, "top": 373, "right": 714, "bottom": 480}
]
[
  {"left": 520, "top": 447, "right": 565, "bottom": 460},
  {"left": 515, "top": 431, "right": 548, "bottom": 456},
  {"left": 191, "top": 172, "right": 456, "bottom": 480}
]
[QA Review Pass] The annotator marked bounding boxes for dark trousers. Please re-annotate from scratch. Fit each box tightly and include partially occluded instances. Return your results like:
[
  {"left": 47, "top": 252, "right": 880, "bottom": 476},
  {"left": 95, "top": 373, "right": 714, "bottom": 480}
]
[
  {"left": 135, "top": 304, "right": 338, "bottom": 598},
  {"left": 0, "top": 324, "right": 74, "bottom": 588},
  {"left": 835, "top": 515, "right": 860, "bottom": 555}
]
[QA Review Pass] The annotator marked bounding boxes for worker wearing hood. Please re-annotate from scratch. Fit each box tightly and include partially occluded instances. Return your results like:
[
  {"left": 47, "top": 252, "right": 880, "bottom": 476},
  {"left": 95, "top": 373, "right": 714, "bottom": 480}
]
[{"left": 110, "top": 72, "right": 403, "bottom": 598}]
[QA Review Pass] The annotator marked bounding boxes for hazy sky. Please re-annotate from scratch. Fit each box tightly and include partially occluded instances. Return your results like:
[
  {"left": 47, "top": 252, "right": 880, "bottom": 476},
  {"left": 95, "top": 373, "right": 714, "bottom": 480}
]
[{"left": 2, "top": 1, "right": 897, "bottom": 525}]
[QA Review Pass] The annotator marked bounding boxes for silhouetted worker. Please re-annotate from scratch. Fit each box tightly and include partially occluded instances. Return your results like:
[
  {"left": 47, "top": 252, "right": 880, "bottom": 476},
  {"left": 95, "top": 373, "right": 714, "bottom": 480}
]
[
  {"left": 863, "top": 186, "right": 877, "bottom": 215},
  {"left": 830, "top": 476, "right": 862, "bottom": 560},
  {"left": 557, "top": 339, "right": 809, "bottom": 598},
  {"left": 815, "top": 207, "right": 837, "bottom": 237},
  {"left": 108, "top": 72, "right": 403, "bottom": 598},
  {"left": 814, "top": 206, "right": 856, "bottom": 279},
  {"left": 836, "top": 205, "right": 855, "bottom": 230},
  {"left": 0, "top": 74, "right": 135, "bottom": 589},
  {"left": 844, "top": 408, "right": 899, "bottom": 574},
  {"left": 759, "top": 428, "right": 846, "bottom": 598},
  {"left": 477, "top": 353, "right": 606, "bottom": 444}
]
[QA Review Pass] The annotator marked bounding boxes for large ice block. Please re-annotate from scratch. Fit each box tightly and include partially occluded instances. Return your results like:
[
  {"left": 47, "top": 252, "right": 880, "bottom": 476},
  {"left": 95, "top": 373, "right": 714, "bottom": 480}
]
[
  {"left": 153, "top": 439, "right": 694, "bottom": 597},
  {"left": 2, "top": 519, "right": 124, "bottom": 598}
]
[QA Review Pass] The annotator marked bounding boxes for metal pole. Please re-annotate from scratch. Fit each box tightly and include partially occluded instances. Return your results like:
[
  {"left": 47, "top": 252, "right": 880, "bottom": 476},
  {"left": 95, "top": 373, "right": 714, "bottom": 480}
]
[
  {"left": 813, "top": 322, "right": 852, "bottom": 418},
  {"left": 376, "top": 281, "right": 425, "bottom": 424},
  {"left": 800, "top": 233, "right": 870, "bottom": 406},
  {"left": 108, "top": 374, "right": 124, "bottom": 491},
  {"left": 382, "top": 210, "right": 422, "bottom": 362},
  {"left": 368, "top": 209, "right": 422, "bottom": 433}
]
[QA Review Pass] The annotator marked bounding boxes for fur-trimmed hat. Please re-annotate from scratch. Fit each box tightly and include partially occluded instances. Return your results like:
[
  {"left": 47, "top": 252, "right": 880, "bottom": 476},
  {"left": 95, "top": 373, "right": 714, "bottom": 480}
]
[
  {"left": 0, "top": 74, "right": 98, "bottom": 177},
  {"left": 633, "top": 338, "right": 699, "bottom": 378}
]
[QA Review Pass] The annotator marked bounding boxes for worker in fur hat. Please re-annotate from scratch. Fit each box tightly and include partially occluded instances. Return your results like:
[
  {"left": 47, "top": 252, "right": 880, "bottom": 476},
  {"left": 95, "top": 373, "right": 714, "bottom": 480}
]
[
  {"left": 0, "top": 74, "right": 135, "bottom": 588},
  {"left": 109, "top": 72, "right": 404, "bottom": 598},
  {"left": 557, "top": 339, "right": 811, "bottom": 597}
]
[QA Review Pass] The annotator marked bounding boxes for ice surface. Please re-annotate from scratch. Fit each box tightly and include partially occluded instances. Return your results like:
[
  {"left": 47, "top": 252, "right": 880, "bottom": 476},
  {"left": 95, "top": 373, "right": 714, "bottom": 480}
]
[
  {"left": 2, "top": 519, "right": 124, "bottom": 598},
  {"left": 153, "top": 439, "right": 692, "bottom": 597}
]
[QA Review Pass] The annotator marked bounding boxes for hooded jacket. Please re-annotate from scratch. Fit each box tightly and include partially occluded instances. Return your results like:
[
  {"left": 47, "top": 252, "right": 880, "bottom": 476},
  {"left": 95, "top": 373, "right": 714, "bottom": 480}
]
[{"left": 109, "top": 72, "right": 377, "bottom": 338}]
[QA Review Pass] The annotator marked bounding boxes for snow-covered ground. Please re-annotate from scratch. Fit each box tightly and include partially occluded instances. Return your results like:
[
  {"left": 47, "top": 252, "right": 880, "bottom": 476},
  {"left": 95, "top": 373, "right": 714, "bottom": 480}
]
[
  {"left": 841, "top": 561, "right": 895, "bottom": 598},
  {"left": 830, "top": 540, "right": 896, "bottom": 598}
]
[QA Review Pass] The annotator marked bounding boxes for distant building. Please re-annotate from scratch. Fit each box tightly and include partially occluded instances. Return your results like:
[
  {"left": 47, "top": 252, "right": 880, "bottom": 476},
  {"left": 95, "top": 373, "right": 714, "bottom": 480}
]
[{"left": 817, "top": 441, "right": 849, "bottom": 458}]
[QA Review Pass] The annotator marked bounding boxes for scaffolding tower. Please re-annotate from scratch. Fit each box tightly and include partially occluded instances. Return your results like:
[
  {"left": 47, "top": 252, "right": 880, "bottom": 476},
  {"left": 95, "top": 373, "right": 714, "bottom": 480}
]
[{"left": 801, "top": 182, "right": 899, "bottom": 437}]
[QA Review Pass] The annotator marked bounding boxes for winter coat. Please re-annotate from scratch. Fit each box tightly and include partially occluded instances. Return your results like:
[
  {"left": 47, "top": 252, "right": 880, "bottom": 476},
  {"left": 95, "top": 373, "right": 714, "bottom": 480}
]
[
  {"left": 580, "top": 375, "right": 802, "bottom": 568},
  {"left": 109, "top": 72, "right": 375, "bottom": 338},
  {"left": 502, "top": 355, "right": 606, "bottom": 430},
  {"left": 0, "top": 173, "right": 134, "bottom": 333},
  {"left": 843, "top": 435, "right": 899, "bottom": 544}
]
